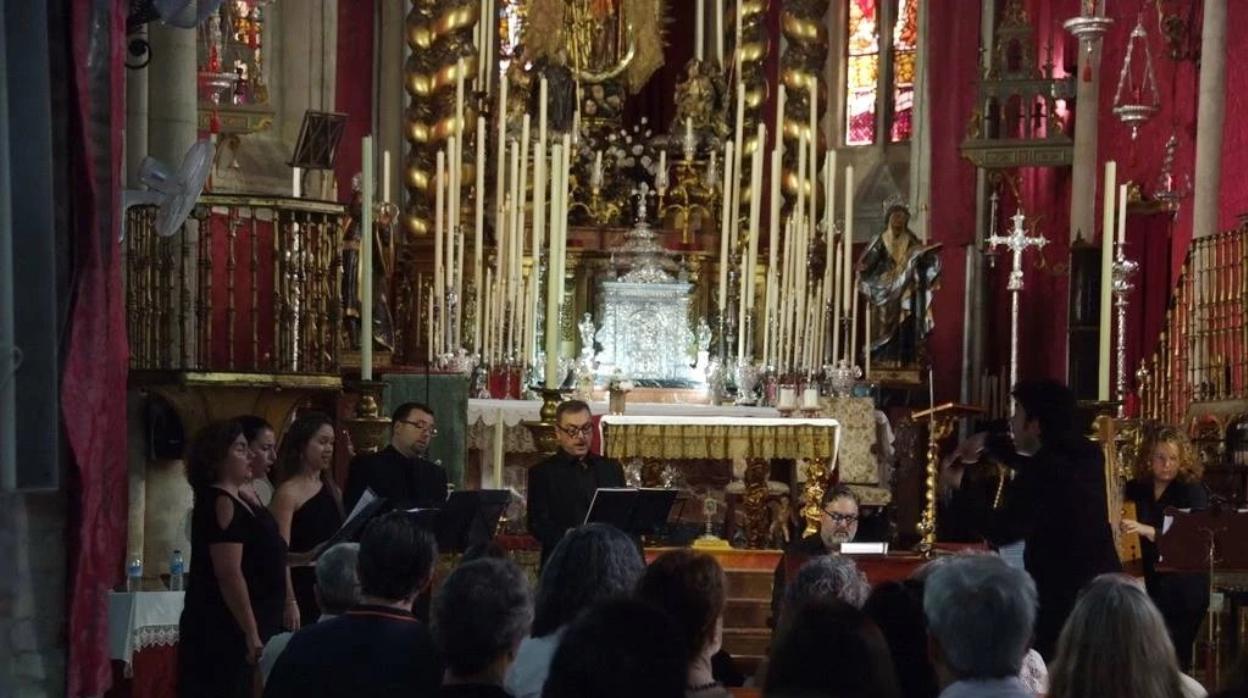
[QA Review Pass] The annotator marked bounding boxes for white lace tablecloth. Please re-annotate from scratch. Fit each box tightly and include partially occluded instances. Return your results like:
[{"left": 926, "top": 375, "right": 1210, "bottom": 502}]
[{"left": 108, "top": 591, "right": 184, "bottom": 668}]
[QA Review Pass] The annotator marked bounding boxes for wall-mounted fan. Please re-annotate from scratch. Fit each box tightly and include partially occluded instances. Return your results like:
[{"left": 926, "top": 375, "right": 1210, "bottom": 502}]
[
  {"left": 120, "top": 139, "right": 215, "bottom": 240},
  {"left": 127, "top": 0, "right": 224, "bottom": 32}
]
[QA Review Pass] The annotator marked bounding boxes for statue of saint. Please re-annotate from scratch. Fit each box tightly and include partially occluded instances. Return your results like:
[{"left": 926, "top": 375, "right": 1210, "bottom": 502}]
[
  {"left": 856, "top": 201, "right": 941, "bottom": 366},
  {"left": 341, "top": 175, "right": 397, "bottom": 352},
  {"left": 530, "top": 49, "right": 576, "bottom": 135}
]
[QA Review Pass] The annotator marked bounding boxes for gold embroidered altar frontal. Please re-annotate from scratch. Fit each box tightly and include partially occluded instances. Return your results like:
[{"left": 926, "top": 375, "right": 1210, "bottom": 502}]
[{"left": 598, "top": 416, "right": 841, "bottom": 461}]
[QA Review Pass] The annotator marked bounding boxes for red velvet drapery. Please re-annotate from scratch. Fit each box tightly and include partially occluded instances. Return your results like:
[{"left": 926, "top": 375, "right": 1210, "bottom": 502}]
[{"left": 65, "top": 1, "right": 130, "bottom": 695}]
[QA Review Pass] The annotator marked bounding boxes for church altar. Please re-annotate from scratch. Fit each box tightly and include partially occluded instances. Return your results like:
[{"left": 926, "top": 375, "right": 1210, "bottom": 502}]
[{"left": 599, "top": 414, "right": 840, "bottom": 462}]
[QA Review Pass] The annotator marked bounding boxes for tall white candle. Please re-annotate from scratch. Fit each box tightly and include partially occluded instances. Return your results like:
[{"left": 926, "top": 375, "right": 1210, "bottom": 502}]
[
  {"left": 538, "top": 78, "right": 549, "bottom": 150},
  {"left": 474, "top": 117, "right": 486, "bottom": 353},
  {"left": 434, "top": 151, "right": 446, "bottom": 355},
  {"left": 843, "top": 164, "right": 854, "bottom": 313},
  {"left": 717, "top": 140, "right": 735, "bottom": 320},
  {"left": 361, "top": 137, "right": 375, "bottom": 380},
  {"left": 849, "top": 273, "right": 860, "bottom": 367},
  {"left": 383, "top": 150, "right": 392, "bottom": 203},
  {"left": 544, "top": 143, "right": 565, "bottom": 388},
  {"left": 864, "top": 304, "right": 872, "bottom": 378},
  {"left": 658, "top": 150, "right": 667, "bottom": 187},
  {"left": 765, "top": 145, "right": 781, "bottom": 366},
  {"left": 491, "top": 408, "right": 505, "bottom": 486},
  {"left": 715, "top": 0, "right": 724, "bottom": 66},
  {"left": 592, "top": 150, "right": 603, "bottom": 188},
  {"left": 831, "top": 243, "right": 841, "bottom": 361},
  {"left": 292, "top": 167, "right": 301, "bottom": 198},
  {"left": 696, "top": 0, "right": 705, "bottom": 62},
  {"left": 1098, "top": 161, "right": 1116, "bottom": 401},
  {"left": 496, "top": 73, "right": 508, "bottom": 241}
]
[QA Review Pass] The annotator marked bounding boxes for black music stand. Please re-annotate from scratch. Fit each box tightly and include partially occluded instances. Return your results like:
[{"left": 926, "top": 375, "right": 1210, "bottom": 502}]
[
  {"left": 1157, "top": 506, "right": 1248, "bottom": 683},
  {"left": 406, "top": 490, "right": 512, "bottom": 554},
  {"left": 584, "top": 487, "right": 680, "bottom": 537}
]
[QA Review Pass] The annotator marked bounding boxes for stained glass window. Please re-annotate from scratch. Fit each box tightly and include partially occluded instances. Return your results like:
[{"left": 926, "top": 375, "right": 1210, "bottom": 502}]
[
  {"left": 890, "top": 0, "right": 918, "bottom": 141},
  {"left": 845, "top": 0, "right": 879, "bottom": 146}
]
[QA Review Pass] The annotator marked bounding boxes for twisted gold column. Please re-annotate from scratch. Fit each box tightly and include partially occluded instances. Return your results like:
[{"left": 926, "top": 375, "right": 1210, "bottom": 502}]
[{"left": 778, "top": 0, "right": 829, "bottom": 212}]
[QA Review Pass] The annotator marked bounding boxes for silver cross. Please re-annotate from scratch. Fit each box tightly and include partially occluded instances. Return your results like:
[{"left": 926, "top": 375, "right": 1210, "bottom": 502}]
[{"left": 988, "top": 211, "right": 1048, "bottom": 292}]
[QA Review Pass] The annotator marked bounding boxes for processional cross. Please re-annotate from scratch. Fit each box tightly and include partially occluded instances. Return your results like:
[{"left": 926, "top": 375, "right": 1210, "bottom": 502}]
[{"left": 988, "top": 211, "right": 1048, "bottom": 389}]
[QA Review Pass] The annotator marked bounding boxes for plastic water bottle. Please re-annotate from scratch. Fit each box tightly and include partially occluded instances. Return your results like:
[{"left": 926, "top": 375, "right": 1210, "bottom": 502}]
[
  {"left": 169, "top": 550, "right": 185, "bottom": 591},
  {"left": 126, "top": 558, "right": 143, "bottom": 592}
]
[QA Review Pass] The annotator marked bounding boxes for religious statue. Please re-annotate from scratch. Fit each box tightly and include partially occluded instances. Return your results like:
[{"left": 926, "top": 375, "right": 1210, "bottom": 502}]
[
  {"left": 506, "top": 45, "right": 535, "bottom": 125},
  {"left": 768, "top": 494, "right": 793, "bottom": 548},
  {"left": 531, "top": 50, "right": 577, "bottom": 135},
  {"left": 856, "top": 198, "right": 941, "bottom": 367},
  {"left": 672, "top": 58, "right": 727, "bottom": 139},
  {"left": 341, "top": 175, "right": 396, "bottom": 352}
]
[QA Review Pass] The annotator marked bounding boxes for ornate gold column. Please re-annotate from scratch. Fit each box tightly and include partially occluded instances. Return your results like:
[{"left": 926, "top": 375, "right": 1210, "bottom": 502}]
[{"left": 779, "top": 0, "right": 829, "bottom": 210}]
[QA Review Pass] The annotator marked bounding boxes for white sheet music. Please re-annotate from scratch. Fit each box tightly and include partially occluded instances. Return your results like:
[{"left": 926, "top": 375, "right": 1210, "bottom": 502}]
[{"left": 343, "top": 488, "right": 377, "bottom": 530}]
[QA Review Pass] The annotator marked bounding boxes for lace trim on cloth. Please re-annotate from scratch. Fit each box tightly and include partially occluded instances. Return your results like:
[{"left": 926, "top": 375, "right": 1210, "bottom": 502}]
[
  {"left": 602, "top": 422, "right": 838, "bottom": 461},
  {"left": 133, "top": 624, "right": 180, "bottom": 651}
]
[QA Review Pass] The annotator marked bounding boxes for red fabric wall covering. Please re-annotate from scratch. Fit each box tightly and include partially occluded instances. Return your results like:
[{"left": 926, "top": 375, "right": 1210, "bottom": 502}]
[
  {"left": 925, "top": 1, "right": 981, "bottom": 402},
  {"left": 65, "top": 1, "right": 130, "bottom": 695},
  {"left": 205, "top": 215, "right": 278, "bottom": 370},
  {"left": 335, "top": 0, "right": 376, "bottom": 202}
]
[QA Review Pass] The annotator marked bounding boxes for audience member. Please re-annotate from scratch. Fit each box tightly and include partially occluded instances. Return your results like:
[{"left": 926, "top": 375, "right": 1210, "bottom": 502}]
[
  {"left": 780, "top": 555, "right": 870, "bottom": 623},
  {"left": 263, "top": 511, "right": 442, "bottom": 698},
  {"left": 434, "top": 558, "right": 533, "bottom": 698},
  {"left": 771, "top": 484, "right": 862, "bottom": 620},
  {"left": 504, "top": 523, "right": 645, "bottom": 698},
  {"left": 344, "top": 401, "right": 448, "bottom": 511},
  {"left": 1122, "top": 427, "right": 1211, "bottom": 670},
  {"left": 259, "top": 542, "right": 360, "bottom": 685},
  {"left": 541, "top": 598, "right": 688, "bottom": 698},
  {"left": 239, "top": 415, "right": 278, "bottom": 505},
  {"left": 762, "top": 599, "right": 901, "bottom": 698},
  {"left": 923, "top": 554, "right": 1038, "bottom": 698},
  {"left": 864, "top": 579, "right": 939, "bottom": 698},
  {"left": 1048, "top": 574, "right": 1205, "bottom": 698},
  {"left": 270, "top": 411, "right": 343, "bottom": 624},
  {"left": 636, "top": 550, "right": 731, "bottom": 698},
  {"left": 179, "top": 420, "right": 291, "bottom": 698}
]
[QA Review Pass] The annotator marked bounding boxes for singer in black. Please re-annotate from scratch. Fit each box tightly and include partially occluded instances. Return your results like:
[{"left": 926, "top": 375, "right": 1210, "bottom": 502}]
[
  {"left": 944, "top": 379, "right": 1121, "bottom": 660},
  {"left": 344, "top": 402, "right": 449, "bottom": 512},
  {"left": 527, "top": 400, "right": 626, "bottom": 564}
]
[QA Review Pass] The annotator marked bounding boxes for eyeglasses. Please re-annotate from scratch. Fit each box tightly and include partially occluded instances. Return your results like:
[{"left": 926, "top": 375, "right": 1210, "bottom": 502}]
[
  {"left": 823, "top": 511, "right": 859, "bottom": 524},
  {"left": 398, "top": 420, "right": 438, "bottom": 436},
  {"left": 557, "top": 424, "right": 595, "bottom": 438}
]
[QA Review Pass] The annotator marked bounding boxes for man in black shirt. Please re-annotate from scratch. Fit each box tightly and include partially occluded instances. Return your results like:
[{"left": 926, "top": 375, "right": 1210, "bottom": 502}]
[
  {"left": 771, "top": 484, "right": 862, "bottom": 624},
  {"left": 944, "top": 379, "right": 1121, "bottom": 659},
  {"left": 345, "top": 402, "right": 448, "bottom": 512},
  {"left": 526, "top": 400, "right": 625, "bottom": 563},
  {"left": 264, "top": 511, "right": 442, "bottom": 698}
]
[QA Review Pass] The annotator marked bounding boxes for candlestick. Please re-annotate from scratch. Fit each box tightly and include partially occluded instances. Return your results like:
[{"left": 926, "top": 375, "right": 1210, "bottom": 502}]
[
  {"left": 1098, "top": 161, "right": 1116, "bottom": 401},
  {"left": 361, "top": 137, "right": 375, "bottom": 380}
]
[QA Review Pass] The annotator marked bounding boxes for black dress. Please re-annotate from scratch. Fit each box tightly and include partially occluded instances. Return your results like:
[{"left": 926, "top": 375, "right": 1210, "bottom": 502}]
[
  {"left": 289, "top": 482, "right": 343, "bottom": 623},
  {"left": 1125, "top": 478, "right": 1211, "bottom": 669},
  {"left": 179, "top": 487, "right": 287, "bottom": 698}
]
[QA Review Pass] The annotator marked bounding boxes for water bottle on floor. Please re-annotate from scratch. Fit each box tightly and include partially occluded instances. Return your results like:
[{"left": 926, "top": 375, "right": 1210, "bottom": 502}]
[
  {"left": 169, "top": 549, "right": 185, "bottom": 591},
  {"left": 127, "top": 558, "right": 143, "bottom": 592}
]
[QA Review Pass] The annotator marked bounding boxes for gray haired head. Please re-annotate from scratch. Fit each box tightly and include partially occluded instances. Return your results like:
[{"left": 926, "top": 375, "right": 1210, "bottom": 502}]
[
  {"left": 433, "top": 557, "right": 533, "bottom": 678},
  {"left": 785, "top": 555, "right": 871, "bottom": 612},
  {"left": 923, "top": 554, "right": 1037, "bottom": 680},
  {"left": 531, "top": 523, "right": 645, "bottom": 638},
  {"left": 314, "top": 542, "right": 361, "bottom": 616}
]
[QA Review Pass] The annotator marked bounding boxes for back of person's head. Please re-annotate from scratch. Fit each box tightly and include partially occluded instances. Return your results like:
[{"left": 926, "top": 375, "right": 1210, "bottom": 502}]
[
  {"left": 923, "top": 554, "right": 1037, "bottom": 681},
  {"left": 782, "top": 555, "right": 871, "bottom": 623},
  {"left": 185, "top": 419, "right": 245, "bottom": 492},
  {"left": 314, "top": 543, "right": 361, "bottom": 616},
  {"left": 238, "top": 414, "right": 273, "bottom": 442},
  {"left": 864, "top": 579, "right": 939, "bottom": 698},
  {"left": 433, "top": 558, "right": 533, "bottom": 679},
  {"left": 541, "top": 598, "right": 687, "bottom": 698},
  {"left": 531, "top": 523, "right": 644, "bottom": 637},
  {"left": 763, "top": 599, "right": 901, "bottom": 698},
  {"left": 1048, "top": 575, "right": 1185, "bottom": 698},
  {"left": 357, "top": 511, "right": 437, "bottom": 603},
  {"left": 1011, "top": 379, "right": 1079, "bottom": 442},
  {"left": 635, "top": 549, "right": 726, "bottom": 662}
]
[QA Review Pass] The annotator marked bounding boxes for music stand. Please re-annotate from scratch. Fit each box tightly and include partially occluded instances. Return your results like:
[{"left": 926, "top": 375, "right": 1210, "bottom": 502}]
[
  {"left": 434, "top": 489, "right": 512, "bottom": 554},
  {"left": 322, "top": 494, "right": 388, "bottom": 548},
  {"left": 1157, "top": 506, "right": 1248, "bottom": 684},
  {"left": 584, "top": 487, "right": 680, "bottom": 537},
  {"left": 289, "top": 110, "right": 347, "bottom": 198}
]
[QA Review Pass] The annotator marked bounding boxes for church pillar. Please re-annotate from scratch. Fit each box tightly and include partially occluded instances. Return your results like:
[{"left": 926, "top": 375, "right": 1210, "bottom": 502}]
[
  {"left": 961, "top": 0, "right": 996, "bottom": 408},
  {"left": 1192, "top": 0, "right": 1227, "bottom": 239},
  {"left": 907, "top": 0, "right": 931, "bottom": 240},
  {"left": 1067, "top": 3, "right": 1105, "bottom": 243},
  {"left": 125, "top": 32, "right": 148, "bottom": 187},
  {"left": 146, "top": 22, "right": 197, "bottom": 167}
]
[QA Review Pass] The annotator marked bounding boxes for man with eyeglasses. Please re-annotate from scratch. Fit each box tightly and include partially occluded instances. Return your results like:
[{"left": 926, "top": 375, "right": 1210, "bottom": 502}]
[
  {"left": 771, "top": 484, "right": 862, "bottom": 622},
  {"left": 526, "top": 399, "right": 625, "bottom": 564},
  {"left": 344, "top": 402, "right": 449, "bottom": 512}
]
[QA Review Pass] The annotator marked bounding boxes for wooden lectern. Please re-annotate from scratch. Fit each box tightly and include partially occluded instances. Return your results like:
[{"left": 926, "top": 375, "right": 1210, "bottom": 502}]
[{"left": 910, "top": 403, "right": 986, "bottom": 556}]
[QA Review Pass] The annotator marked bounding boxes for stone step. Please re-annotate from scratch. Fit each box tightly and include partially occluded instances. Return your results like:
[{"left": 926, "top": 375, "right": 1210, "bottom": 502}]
[
  {"left": 722, "top": 597, "right": 772, "bottom": 629},
  {"left": 722, "top": 628, "right": 773, "bottom": 658},
  {"left": 724, "top": 569, "right": 774, "bottom": 598}
]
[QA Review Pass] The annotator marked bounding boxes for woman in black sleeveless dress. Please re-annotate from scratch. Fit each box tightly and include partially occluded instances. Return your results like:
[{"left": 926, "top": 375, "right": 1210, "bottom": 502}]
[
  {"left": 179, "top": 420, "right": 289, "bottom": 698},
  {"left": 1121, "top": 427, "right": 1211, "bottom": 670},
  {"left": 271, "top": 411, "right": 344, "bottom": 624}
]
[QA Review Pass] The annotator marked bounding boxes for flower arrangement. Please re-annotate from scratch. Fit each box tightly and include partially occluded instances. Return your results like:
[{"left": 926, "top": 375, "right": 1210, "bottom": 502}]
[{"left": 606, "top": 370, "right": 635, "bottom": 393}]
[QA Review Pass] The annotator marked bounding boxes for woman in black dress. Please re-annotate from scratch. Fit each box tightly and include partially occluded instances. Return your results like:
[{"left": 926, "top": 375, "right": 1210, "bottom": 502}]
[
  {"left": 271, "top": 411, "right": 344, "bottom": 624},
  {"left": 179, "top": 420, "right": 290, "bottom": 698},
  {"left": 1121, "top": 426, "right": 1210, "bottom": 670}
]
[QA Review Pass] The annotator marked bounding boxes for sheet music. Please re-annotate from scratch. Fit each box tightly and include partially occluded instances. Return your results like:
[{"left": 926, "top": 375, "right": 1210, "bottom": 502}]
[{"left": 342, "top": 489, "right": 377, "bottom": 530}]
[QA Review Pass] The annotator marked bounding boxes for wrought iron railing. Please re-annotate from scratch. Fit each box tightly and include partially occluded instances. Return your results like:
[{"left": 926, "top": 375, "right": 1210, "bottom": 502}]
[
  {"left": 124, "top": 194, "right": 346, "bottom": 375},
  {"left": 1136, "top": 220, "right": 1248, "bottom": 422}
]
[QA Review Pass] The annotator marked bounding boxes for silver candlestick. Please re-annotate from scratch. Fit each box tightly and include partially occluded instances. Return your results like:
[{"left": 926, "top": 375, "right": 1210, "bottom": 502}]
[{"left": 1111, "top": 241, "right": 1139, "bottom": 417}]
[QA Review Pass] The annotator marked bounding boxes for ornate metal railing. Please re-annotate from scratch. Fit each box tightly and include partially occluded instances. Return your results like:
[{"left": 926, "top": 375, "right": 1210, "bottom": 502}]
[
  {"left": 124, "top": 194, "right": 346, "bottom": 375},
  {"left": 1137, "top": 220, "right": 1248, "bottom": 422}
]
